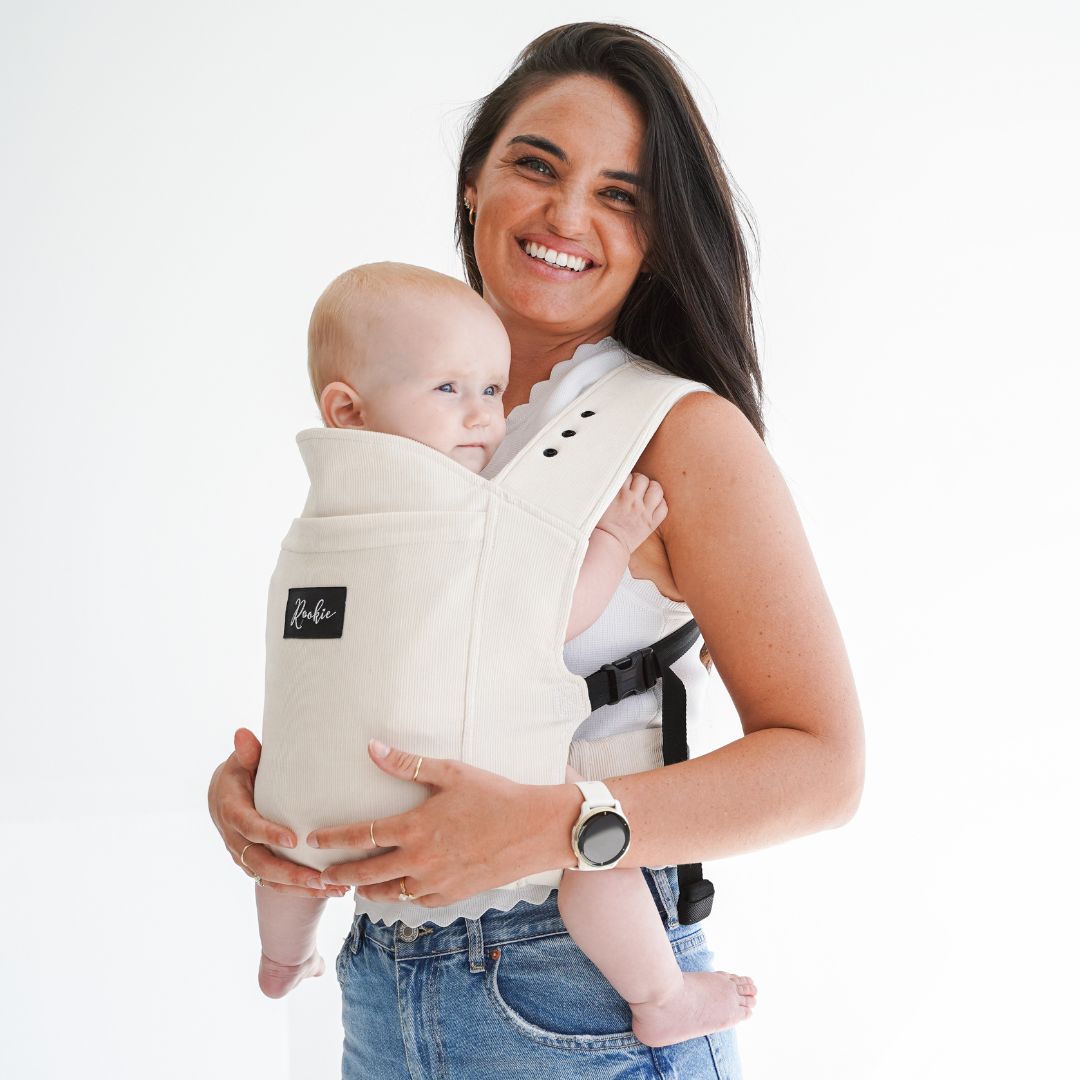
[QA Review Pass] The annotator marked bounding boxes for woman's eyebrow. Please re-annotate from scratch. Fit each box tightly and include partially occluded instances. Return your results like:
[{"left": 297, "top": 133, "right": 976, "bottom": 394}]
[{"left": 506, "top": 134, "right": 641, "bottom": 186}]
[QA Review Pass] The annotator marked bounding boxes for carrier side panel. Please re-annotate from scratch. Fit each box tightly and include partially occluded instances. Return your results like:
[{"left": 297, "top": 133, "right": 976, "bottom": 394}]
[{"left": 254, "top": 509, "right": 487, "bottom": 873}]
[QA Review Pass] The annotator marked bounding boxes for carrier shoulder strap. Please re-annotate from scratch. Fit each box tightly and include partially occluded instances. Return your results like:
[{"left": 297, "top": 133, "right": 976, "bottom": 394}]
[{"left": 494, "top": 358, "right": 709, "bottom": 537}]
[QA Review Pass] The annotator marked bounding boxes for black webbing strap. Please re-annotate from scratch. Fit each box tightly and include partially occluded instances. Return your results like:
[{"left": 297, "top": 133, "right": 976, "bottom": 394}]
[{"left": 584, "top": 618, "right": 716, "bottom": 925}]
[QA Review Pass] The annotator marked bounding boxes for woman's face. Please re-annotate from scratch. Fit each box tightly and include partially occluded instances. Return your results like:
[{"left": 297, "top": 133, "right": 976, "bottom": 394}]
[{"left": 465, "top": 75, "right": 648, "bottom": 344}]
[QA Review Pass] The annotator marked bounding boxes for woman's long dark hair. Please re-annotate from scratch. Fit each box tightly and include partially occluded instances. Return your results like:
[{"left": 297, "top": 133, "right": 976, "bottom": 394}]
[{"left": 455, "top": 21, "right": 765, "bottom": 439}]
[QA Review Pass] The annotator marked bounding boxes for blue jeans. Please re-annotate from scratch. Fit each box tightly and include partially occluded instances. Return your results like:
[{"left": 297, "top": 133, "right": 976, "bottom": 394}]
[{"left": 336, "top": 866, "right": 742, "bottom": 1079}]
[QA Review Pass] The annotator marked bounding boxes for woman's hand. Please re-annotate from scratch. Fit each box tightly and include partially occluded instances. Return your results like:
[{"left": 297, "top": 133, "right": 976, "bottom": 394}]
[
  {"left": 310, "top": 740, "right": 580, "bottom": 908},
  {"left": 208, "top": 728, "right": 350, "bottom": 898}
]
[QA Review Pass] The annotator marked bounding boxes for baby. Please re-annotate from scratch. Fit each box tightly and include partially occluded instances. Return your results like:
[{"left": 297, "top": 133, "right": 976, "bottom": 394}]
[{"left": 254, "top": 262, "right": 756, "bottom": 1047}]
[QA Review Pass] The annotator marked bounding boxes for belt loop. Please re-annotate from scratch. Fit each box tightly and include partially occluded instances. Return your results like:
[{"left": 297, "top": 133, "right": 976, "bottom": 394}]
[
  {"left": 466, "top": 918, "right": 485, "bottom": 973},
  {"left": 348, "top": 913, "right": 366, "bottom": 955}
]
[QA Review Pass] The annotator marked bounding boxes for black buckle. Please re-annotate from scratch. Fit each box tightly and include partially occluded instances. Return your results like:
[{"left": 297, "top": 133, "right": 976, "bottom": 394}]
[
  {"left": 677, "top": 878, "right": 715, "bottom": 925},
  {"left": 599, "top": 647, "right": 661, "bottom": 704}
]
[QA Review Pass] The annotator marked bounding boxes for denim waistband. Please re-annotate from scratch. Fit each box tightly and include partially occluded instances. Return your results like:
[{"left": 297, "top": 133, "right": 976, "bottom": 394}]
[{"left": 345, "top": 865, "right": 682, "bottom": 965}]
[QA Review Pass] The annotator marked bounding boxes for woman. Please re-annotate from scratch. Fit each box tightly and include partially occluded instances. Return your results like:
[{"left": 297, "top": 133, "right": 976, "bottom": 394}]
[{"left": 209, "top": 21, "right": 864, "bottom": 1078}]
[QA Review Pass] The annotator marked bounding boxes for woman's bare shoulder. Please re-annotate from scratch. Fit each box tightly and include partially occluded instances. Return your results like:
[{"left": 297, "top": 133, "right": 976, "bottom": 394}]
[
  {"left": 634, "top": 389, "right": 767, "bottom": 492},
  {"left": 637, "top": 390, "right": 859, "bottom": 743}
]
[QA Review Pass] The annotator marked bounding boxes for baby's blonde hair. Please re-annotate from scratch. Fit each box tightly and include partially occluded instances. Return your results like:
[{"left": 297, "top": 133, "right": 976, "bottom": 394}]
[{"left": 306, "top": 262, "right": 474, "bottom": 405}]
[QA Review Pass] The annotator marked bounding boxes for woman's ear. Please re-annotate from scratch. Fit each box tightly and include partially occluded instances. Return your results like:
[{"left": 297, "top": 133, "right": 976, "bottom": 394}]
[{"left": 320, "top": 381, "right": 367, "bottom": 429}]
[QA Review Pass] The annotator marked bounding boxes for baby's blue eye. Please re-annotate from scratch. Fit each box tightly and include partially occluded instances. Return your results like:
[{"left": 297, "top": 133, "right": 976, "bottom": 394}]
[
  {"left": 437, "top": 383, "right": 454, "bottom": 393},
  {"left": 484, "top": 385, "right": 502, "bottom": 396}
]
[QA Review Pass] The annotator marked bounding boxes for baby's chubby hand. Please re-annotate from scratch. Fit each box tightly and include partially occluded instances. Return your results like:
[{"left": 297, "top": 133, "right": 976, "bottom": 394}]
[{"left": 594, "top": 472, "right": 668, "bottom": 556}]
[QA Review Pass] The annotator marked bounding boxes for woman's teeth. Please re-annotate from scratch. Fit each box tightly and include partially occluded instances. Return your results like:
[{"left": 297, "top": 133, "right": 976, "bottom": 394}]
[{"left": 522, "top": 242, "right": 590, "bottom": 272}]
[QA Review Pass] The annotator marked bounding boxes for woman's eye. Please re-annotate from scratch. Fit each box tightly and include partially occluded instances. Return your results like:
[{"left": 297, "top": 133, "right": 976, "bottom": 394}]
[
  {"left": 604, "top": 188, "right": 636, "bottom": 206},
  {"left": 515, "top": 155, "right": 553, "bottom": 176}
]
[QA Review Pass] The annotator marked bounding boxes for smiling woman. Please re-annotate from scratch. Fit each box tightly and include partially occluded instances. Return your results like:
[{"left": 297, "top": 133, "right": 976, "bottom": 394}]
[
  {"left": 207, "top": 21, "right": 863, "bottom": 1080},
  {"left": 456, "top": 24, "right": 764, "bottom": 434},
  {"left": 463, "top": 77, "right": 649, "bottom": 351}
]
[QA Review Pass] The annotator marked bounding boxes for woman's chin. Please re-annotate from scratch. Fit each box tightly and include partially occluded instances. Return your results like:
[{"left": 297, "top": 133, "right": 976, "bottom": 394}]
[{"left": 496, "top": 278, "right": 603, "bottom": 332}]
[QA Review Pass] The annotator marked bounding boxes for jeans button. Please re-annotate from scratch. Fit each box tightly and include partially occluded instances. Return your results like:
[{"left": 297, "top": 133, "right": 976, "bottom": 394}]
[{"left": 398, "top": 923, "right": 419, "bottom": 942}]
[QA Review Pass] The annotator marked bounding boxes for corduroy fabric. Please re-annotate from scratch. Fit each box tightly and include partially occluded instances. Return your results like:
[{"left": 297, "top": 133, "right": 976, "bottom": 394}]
[{"left": 254, "top": 344, "right": 715, "bottom": 927}]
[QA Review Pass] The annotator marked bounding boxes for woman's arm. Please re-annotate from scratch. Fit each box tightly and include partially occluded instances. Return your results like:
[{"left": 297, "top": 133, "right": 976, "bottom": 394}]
[
  {"left": 313, "top": 392, "right": 863, "bottom": 905},
  {"left": 604, "top": 391, "right": 865, "bottom": 865}
]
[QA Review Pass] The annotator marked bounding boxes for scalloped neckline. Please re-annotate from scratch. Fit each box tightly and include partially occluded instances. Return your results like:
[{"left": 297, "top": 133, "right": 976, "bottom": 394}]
[{"left": 505, "top": 336, "right": 618, "bottom": 427}]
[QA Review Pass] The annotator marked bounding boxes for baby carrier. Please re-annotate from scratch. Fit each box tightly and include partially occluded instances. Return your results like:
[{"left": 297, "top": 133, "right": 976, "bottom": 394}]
[{"left": 254, "top": 355, "right": 716, "bottom": 925}]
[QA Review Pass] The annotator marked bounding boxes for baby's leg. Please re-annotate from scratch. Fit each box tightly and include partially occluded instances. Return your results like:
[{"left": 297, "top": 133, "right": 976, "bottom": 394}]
[
  {"left": 255, "top": 886, "right": 328, "bottom": 999},
  {"left": 558, "top": 765, "right": 757, "bottom": 1047}
]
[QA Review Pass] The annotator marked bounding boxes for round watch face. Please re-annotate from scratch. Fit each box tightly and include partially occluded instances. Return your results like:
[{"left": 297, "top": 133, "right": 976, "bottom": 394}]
[{"left": 579, "top": 809, "right": 630, "bottom": 867}]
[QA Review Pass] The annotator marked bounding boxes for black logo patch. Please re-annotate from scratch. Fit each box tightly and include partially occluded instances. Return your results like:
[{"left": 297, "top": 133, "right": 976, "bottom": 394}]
[{"left": 284, "top": 586, "right": 347, "bottom": 639}]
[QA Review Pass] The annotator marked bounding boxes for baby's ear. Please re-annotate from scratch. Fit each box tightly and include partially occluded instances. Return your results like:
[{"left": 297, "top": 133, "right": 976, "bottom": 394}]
[{"left": 320, "top": 381, "right": 366, "bottom": 429}]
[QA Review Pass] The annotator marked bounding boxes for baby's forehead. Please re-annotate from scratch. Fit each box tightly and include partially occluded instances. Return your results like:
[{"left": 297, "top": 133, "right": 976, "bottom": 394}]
[{"left": 401, "top": 339, "right": 509, "bottom": 376}]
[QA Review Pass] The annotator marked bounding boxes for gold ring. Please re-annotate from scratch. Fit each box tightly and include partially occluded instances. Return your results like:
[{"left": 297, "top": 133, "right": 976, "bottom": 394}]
[
  {"left": 411, "top": 756, "right": 424, "bottom": 783},
  {"left": 239, "top": 842, "right": 254, "bottom": 870},
  {"left": 370, "top": 820, "right": 380, "bottom": 848},
  {"left": 399, "top": 877, "right": 415, "bottom": 902}
]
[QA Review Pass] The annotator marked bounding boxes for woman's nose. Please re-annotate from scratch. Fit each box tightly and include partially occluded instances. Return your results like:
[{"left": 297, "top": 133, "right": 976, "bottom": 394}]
[{"left": 544, "top": 185, "right": 591, "bottom": 236}]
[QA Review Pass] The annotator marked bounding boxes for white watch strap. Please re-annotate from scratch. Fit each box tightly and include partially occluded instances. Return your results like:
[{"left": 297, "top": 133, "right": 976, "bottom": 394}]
[{"left": 575, "top": 779, "right": 619, "bottom": 811}]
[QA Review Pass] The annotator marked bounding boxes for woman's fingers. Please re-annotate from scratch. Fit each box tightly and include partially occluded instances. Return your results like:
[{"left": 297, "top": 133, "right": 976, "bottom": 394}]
[
  {"left": 306, "top": 817, "right": 387, "bottom": 852},
  {"left": 305, "top": 741, "right": 455, "bottom": 850},
  {"left": 321, "top": 851, "right": 412, "bottom": 889},
  {"left": 239, "top": 842, "right": 348, "bottom": 897},
  {"left": 232, "top": 727, "right": 263, "bottom": 771},
  {"left": 253, "top": 877, "right": 349, "bottom": 899},
  {"left": 350, "top": 874, "right": 430, "bottom": 905},
  {"left": 308, "top": 749, "right": 543, "bottom": 902},
  {"left": 353, "top": 879, "right": 454, "bottom": 908},
  {"left": 366, "top": 738, "right": 459, "bottom": 788},
  {"left": 210, "top": 731, "right": 348, "bottom": 896},
  {"left": 226, "top": 800, "right": 298, "bottom": 851},
  {"left": 212, "top": 738, "right": 298, "bottom": 851}
]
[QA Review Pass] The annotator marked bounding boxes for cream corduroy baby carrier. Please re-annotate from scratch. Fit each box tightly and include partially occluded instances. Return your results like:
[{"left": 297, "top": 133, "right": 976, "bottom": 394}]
[{"left": 253, "top": 355, "right": 714, "bottom": 898}]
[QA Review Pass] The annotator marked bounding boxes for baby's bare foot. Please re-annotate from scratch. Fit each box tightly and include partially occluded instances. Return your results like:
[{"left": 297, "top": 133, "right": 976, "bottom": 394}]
[
  {"left": 630, "top": 971, "right": 757, "bottom": 1048},
  {"left": 258, "top": 950, "right": 326, "bottom": 999}
]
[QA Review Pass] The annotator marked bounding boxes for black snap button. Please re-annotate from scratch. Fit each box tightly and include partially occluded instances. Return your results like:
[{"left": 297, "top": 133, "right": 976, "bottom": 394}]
[
  {"left": 580, "top": 410, "right": 595, "bottom": 417},
  {"left": 543, "top": 448, "right": 558, "bottom": 457},
  {"left": 561, "top": 430, "right": 576, "bottom": 437}
]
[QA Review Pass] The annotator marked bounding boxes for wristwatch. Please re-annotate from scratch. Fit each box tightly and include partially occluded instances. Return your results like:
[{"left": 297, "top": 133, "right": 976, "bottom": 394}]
[{"left": 570, "top": 780, "right": 631, "bottom": 870}]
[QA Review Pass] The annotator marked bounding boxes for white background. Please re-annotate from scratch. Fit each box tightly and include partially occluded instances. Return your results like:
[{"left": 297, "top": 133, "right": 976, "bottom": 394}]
[{"left": 2, "top": 1, "right": 1077, "bottom": 1077}]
